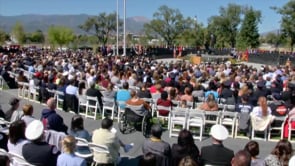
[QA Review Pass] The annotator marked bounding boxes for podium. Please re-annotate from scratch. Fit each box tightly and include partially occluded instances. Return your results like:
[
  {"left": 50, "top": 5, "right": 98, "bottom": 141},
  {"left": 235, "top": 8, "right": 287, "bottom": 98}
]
[{"left": 190, "top": 55, "right": 201, "bottom": 65}]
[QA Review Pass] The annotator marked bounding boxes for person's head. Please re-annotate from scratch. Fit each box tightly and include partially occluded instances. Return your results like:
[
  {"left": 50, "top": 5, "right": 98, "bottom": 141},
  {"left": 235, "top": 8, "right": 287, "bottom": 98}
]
[
  {"left": 22, "top": 104, "right": 33, "bottom": 116},
  {"left": 89, "top": 81, "right": 96, "bottom": 88},
  {"left": 184, "top": 87, "right": 192, "bottom": 95},
  {"left": 271, "top": 139, "right": 293, "bottom": 165},
  {"left": 139, "top": 152, "right": 157, "bottom": 166},
  {"left": 25, "top": 120, "right": 44, "bottom": 142},
  {"left": 101, "top": 118, "right": 113, "bottom": 130},
  {"left": 61, "top": 136, "right": 77, "bottom": 154},
  {"left": 206, "top": 93, "right": 215, "bottom": 102},
  {"left": 257, "top": 96, "right": 268, "bottom": 116},
  {"left": 9, "top": 120, "right": 26, "bottom": 144},
  {"left": 231, "top": 150, "right": 251, "bottom": 166},
  {"left": 161, "top": 91, "right": 168, "bottom": 100},
  {"left": 9, "top": 97, "right": 20, "bottom": 110},
  {"left": 122, "top": 82, "right": 129, "bottom": 90},
  {"left": 130, "top": 90, "right": 137, "bottom": 98},
  {"left": 178, "top": 156, "right": 198, "bottom": 166},
  {"left": 71, "top": 115, "right": 84, "bottom": 131},
  {"left": 244, "top": 141, "right": 260, "bottom": 158},
  {"left": 151, "top": 124, "right": 163, "bottom": 139},
  {"left": 210, "top": 124, "right": 229, "bottom": 143},
  {"left": 241, "top": 94, "right": 249, "bottom": 103},
  {"left": 177, "top": 129, "right": 194, "bottom": 147},
  {"left": 47, "top": 97, "right": 56, "bottom": 110}
]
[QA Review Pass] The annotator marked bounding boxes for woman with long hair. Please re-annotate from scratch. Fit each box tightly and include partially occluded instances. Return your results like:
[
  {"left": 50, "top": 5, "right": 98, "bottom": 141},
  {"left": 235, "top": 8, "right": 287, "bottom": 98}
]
[
  {"left": 199, "top": 93, "right": 218, "bottom": 111},
  {"left": 171, "top": 129, "right": 200, "bottom": 166},
  {"left": 7, "top": 120, "right": 28, "bottom": 156},
  {"left": 264, "top": 139, "right": 292, "bottom": 166},
  {"left": 244, "top": 141, "right": 265, "bottom": 166},
  {"left": 252, "top": 96, "right": 272, "bottom": 117}
]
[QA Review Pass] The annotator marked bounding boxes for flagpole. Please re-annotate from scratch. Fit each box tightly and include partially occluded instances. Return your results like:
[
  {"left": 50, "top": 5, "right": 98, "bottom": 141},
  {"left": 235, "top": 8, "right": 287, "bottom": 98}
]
[
  {"left": 123, "top": 0, "right": 126, "bottom": 56},
  {"left": 116, "top": 0, "right": 119, "bottom": 55}
]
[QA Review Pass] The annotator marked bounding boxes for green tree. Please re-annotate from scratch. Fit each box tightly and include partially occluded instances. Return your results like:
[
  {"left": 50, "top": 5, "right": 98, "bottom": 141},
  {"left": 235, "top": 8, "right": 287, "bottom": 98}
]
[
  {"left": 12, "top": 22, "right": 26, "bottom": 44},
  {"left": 144, "top": 5, "right": 185, "bottom": 46},
  {"left": 208, "top": 4, "right": 242, "bottom": 48},
  {"left": 47, "top": 26, "right": 75, "bottom": 48},
  {"left": 80, "top": 12, "right": 120, "bottom": 46},
  {"left": 274, "top": 0, "right": 295, "bottom": 51},
  {"left": 236, "top": 7, "right": 261, "bottom": 50},
  {"left": 27, "top": 30, "right": 45, "bottom": 43},
  {"left": 0, "top": 29, "right": 9, "bottom": 44}
]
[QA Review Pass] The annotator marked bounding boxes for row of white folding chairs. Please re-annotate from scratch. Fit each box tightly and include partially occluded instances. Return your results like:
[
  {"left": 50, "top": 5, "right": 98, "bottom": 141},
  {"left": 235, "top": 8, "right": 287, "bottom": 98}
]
[
  {"left": 17, "top": 82, "right": 40, "bottom": 102},
  {"left": 168, "top": 108, "right": 239, "bottom": 141}
]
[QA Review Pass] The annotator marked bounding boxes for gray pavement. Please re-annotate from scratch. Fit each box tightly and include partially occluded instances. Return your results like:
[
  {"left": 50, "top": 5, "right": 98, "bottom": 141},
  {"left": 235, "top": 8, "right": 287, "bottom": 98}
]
[{"left": 0, "top": 88, "right": 280, "bottom": 164}]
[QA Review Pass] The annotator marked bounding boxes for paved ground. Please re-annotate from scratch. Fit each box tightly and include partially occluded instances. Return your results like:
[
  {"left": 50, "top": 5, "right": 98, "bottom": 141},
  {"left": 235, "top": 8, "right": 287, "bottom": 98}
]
[{"left": 0, "top": 59, "right": 284, "bottom": 165}]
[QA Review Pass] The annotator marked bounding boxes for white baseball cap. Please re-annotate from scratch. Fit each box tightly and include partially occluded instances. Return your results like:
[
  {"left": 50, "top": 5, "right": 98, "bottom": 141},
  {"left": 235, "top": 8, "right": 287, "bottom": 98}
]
[
  {"left": 210, "top": 124, "right": 229, "bottom": 141},
  {"left": 25, "top": 120, "right": 44, "bottom": 141}
]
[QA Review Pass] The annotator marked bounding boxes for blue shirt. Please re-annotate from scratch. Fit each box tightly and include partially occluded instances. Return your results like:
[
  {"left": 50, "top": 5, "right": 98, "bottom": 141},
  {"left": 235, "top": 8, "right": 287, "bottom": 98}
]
[
  {"left": 57, "top": 153, "right": 86, "bottom": 166},
  {"left": 116, "top": 89, "right": 131, "bottom": 102}
]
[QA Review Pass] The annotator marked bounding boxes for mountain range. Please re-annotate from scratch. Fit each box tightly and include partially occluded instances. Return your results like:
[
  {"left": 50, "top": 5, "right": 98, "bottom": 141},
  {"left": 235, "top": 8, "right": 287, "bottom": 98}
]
[{"left": 0, "top": 14, "right": 150, "bottom": 34}]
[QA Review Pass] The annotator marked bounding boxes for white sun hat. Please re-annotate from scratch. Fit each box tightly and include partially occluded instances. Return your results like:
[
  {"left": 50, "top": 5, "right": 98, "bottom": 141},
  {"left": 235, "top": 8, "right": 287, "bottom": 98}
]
[
  {"left": 210, "top": 124, "right": 229, "bottom": 141},
  {"left": 25, "top": 120, "right": 44, "bottom": 141}
]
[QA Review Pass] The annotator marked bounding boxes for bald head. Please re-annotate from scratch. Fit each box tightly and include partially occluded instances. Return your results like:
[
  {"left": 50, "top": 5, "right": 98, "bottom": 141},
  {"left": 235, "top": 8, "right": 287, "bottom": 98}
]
[{"left": 47, "top": 98, "right": 56, "bottom": 110}]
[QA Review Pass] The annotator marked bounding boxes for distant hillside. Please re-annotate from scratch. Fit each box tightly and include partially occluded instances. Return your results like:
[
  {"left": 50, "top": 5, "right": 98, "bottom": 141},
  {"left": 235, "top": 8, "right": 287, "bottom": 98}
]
[{"left": 0, "top": 14, "right": 150, "bottom": 34}]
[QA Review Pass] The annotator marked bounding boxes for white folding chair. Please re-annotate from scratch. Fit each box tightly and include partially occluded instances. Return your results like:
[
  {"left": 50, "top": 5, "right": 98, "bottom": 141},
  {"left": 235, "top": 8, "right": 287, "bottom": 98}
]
[
  {"left": 234, "top": 113, "right": 250, "bottom": 140},
  {"left": 78, "top": 95, "right": 88, "bottom": 116},
  {"left": 102, "top": 97, "right": 116, "bottom": 119},
  {"left": 18, "top": 82, "right": 25, "bottom": 97},
  {"left": 55, "top": 91, "right": 65, "bottom": 111},
  {"left": 88, "top": 143, "right": 112, "bottom": 166},
  {"left": 75, "top": 137, "right": 93, "bottom": 159},
  {"left": 250, "top": 114, "right": 273, "bottom": 141},
  {"left": 224, "top": 104, "right": 235, "bottom": 112},
  {"left": 268, "top": 116, "right": 287, "bottom": 141},
  {"left": 288, "top": 117, "right": 295, "bottom": 142},
  {"left": 169, "top": 108, "right": 188, "bottom": 138},
  {"left": 116, "top": 100, "right": 126, "bottom": 122},
  {"left": 0, "top": 76, "right": 4, "bottom": 90},
  {"left": 8, "top": 152, "right": 35, "bottom": 166},
  {"left": 186, "top": 110, "right": 205, "bottom": 141},
  {"left": 219, "top": 111, "right": 238, "bottom": 138},
  {"left": 204, "top": 111, "right": 221, "bottom": 127},
  {"left": 156, "top": 105, "right": 172, "bottom": 129},
  {"left": 85, "top": 96, "right": 100, "bottom": 120}
]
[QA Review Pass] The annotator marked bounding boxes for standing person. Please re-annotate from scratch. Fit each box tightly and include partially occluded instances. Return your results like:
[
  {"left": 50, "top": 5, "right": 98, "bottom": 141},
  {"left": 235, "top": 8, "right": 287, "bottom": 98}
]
[
  {"left": 142, "top": 124, "right": 171, "bottom": 166},
  {"left": 57, "top": 136, "right": 87, "bottom": 166},
  {"left": 171, "top": 129, "right": 200, "bottom": 166},
  {"left": 22, "top": 120, "right": 60, "bottom": 166},
  {"left": 264, "top": 139, "right": 293, "bottom": 166},
  {"left": 41, "top": 98, "right": 68, "bottom": 133},
  {"left": 200, "top": 124, "right": 234, "bottom": 166},
  {"left": 244, "top": 140, "right": 265, "bottom": 166}
]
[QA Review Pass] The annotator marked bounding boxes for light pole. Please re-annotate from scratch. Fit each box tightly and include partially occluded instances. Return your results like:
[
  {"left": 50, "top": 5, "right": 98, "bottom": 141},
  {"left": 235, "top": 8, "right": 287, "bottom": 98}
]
[
  {"left": 123, "top": 0, "right": 126, "bottom": 56},
  {"left": 116, "top": 0, "right": 119, "bottom": 55}
]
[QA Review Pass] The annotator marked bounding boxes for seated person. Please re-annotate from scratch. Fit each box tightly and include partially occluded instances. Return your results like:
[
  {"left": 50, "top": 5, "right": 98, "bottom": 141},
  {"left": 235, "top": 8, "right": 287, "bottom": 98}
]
[
  {"left": 126, "top": 90, "right": 151, "bottom": 117},
  {"left": 199, "top": 93, "right": 218, "bottom": 111},
  {"left": 92, "top": 118, "right": 132, "bottom": 165},
  {"left": 157, "top": 91, "right": 173, "bottom": 116},
  {"left": 22, "top": 120, "right": 60, "bottom": 166},
  {"left": 250, "top": 96, "right": 274, "bottom": 131},
  {"left": 235, "top": 95, "right": 253, "bottom": 136},
  {"left": 142, "top": 124, "right": 171, "bottom": 166},
  {"left": 57, "top": 136, "right": 87, "bottom": 166}
]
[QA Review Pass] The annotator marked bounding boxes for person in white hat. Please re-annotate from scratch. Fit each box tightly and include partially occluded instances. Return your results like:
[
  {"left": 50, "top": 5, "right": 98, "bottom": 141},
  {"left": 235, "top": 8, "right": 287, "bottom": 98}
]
[
  {"left": 22, "top": 120, "right": 60, "bottom": 166},
  {"left": 200, "top": 124, "right": 234, "bottom": 166}
]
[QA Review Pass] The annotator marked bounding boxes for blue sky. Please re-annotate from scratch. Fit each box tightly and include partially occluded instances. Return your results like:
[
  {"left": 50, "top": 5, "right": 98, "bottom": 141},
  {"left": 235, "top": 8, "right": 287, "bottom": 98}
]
[{"left": 0, "top": 0, "right": 289, "bottom": 33}]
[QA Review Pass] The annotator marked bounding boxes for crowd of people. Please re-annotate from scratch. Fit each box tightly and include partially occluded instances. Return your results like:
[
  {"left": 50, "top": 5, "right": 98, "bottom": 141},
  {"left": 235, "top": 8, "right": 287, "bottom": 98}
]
[{"left": 0, "top": 47, "right": 295, "bottom": 165}]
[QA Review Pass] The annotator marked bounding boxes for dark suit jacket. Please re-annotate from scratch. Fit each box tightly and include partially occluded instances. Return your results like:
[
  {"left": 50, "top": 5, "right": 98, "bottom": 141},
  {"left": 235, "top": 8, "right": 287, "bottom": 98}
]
[
  {"left": 86, "top": 88, "right": 103, "bottom": 109},
  {"left": 200, "top": 144, "right": 234, "bottom": 166}
]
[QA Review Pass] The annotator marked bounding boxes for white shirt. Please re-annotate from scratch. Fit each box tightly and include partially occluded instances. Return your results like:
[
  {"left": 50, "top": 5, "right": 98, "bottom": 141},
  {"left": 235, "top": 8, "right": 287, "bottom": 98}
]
[
  {"left": 252, "top": 106, "right": 272, "bottom": 117},
  {"left": 7, "top": 139, "right": 29, "bottom": 156}
]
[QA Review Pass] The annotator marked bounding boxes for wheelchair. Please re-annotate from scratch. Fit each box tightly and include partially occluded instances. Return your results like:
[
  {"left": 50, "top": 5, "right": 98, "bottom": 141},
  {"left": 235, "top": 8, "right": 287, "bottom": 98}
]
[{"left": 118, "top": 106, "right": 152, "bottom": 138}]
